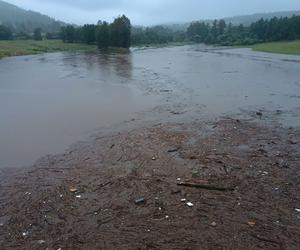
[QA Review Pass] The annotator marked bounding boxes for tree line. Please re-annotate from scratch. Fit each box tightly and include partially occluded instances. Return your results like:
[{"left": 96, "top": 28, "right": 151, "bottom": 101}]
[
  {"left": 60, "top": 15, "right": 131, "bottom": 48},
  {"left": 187, "top": 15, "right": 300, "bottom": 45},
  {"left": 1, "top": 14, "right": 300, "bottom": 48},
  {"left": 131, "top": 26, "right": 186, "bottom": 45},
  {"left": 0, "top": 25, "right": 51, "bottom": 41}
]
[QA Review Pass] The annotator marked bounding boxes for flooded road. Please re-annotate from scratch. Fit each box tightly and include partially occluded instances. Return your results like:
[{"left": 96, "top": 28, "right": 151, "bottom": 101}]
[{"left": 1, "top": 45, "right": 300, "bottom": 168}]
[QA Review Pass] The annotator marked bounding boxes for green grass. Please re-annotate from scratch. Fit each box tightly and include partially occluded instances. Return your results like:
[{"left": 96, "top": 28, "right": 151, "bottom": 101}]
[
  {"left": 248, "top": 40, "right": 300, "bottom": 55},
  {"left": 0, "top": 40, "right": 97, "bottom": 59}
]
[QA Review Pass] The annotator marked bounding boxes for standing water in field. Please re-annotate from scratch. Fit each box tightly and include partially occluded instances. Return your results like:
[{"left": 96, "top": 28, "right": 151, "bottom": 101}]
[{"left": 0, "top": 45, "right": 300, "bottom": 168}]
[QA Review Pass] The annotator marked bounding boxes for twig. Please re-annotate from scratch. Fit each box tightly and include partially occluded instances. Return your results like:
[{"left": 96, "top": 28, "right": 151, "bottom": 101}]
[
  {"left": 93, "top": 181, "right": 112, "bottom": 191},
  {"left": 177, "top": 182, "right": 234, "bottom": 191}
]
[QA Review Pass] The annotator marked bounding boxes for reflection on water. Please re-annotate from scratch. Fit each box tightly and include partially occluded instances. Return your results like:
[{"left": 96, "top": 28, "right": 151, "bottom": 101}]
[{"left": 0, "top": 50, "right": 154, "bottom": 168}]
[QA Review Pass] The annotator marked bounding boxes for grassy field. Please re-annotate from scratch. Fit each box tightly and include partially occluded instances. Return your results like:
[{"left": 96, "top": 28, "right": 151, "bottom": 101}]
[
  {"left": 2, "top": 39, "right": 300, "bottom": 59},
  {"left": 0, "top": 40, "right": 97, "bottom": 59},
  {"left": 249, "top": 40, "right": 300, "bottom": 55}
]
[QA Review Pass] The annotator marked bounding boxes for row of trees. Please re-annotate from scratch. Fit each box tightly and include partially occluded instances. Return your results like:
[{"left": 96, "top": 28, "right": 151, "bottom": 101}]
[
  {"left": 131, "top": 26, "right": 186, "bottom": 45},
  {"left": 2, "top": 14, "right": 300, "bottom": 47},
  {"left": 60, "top": 15, "right": 131, "bottom": 48},
  {"left": 250, "top": 15, "right": 300, "bottom": 42},
  {"left": 187, "top": 15, "right": 300, "bottom": 46},
  {"left": 0, "top": 25, "right": 49, "bottom": 41}
]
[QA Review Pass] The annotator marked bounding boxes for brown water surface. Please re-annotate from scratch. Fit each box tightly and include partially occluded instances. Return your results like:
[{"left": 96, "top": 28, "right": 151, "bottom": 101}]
[{"left": 1, "top": 45, "right": 300, "bottom": 168}]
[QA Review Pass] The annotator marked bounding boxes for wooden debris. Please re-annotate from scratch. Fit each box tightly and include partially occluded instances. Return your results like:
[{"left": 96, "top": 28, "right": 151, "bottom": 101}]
[{"left": 177, "top": 182, "right": 234, "bottom": 191}]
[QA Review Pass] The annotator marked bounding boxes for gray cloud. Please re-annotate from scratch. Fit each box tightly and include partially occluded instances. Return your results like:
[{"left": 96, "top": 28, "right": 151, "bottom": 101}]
[{"left": 5, "top": 0, "right": 300, "bottom": 25}]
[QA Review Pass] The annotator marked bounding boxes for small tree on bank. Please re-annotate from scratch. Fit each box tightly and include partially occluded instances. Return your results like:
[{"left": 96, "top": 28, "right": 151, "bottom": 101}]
[
  {"left": 33, "top": 28, "right": 42, "bottom": 40},
  {"left": 0, "top": 25, "right": 12, "bottom": 40}
]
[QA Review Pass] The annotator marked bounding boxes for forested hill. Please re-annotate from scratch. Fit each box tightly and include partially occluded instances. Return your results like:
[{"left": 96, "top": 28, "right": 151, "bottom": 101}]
[
  {"left": 223, "top": 10, "right": 300, "bottom": 26},
  {"left": 0, "top": 0, "right": 65, "bottom": 33},
  {"left": 163, "top": 10, "right": 300, "bottom": 31}
]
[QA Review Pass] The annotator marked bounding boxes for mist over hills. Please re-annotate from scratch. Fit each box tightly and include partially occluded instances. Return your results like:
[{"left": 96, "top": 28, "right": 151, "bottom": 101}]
[
  {"left": 0, "top": 0, "right": 65, "bottom": 33},
  {"left": 0, "top": 0, "right": 299, "bottom": 34},
  {"left": 164, "top": 10, "right": 300, "bottom": 31},
  {"left": 223, "top": 10, "right": 300, "bottom": 26}
]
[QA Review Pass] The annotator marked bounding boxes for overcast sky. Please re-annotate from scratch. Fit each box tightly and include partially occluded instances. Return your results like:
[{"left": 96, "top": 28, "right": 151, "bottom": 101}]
[{"left": 5, "top": 0, "right": 300, "bottom": 25}]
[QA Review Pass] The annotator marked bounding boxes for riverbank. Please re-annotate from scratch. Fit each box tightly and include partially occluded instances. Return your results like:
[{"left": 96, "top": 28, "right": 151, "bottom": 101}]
[
  {"left": 0, "top": 117, "right": 299, "bottom": 249},
  {"left": 2, "top": 39, "right": 300, "bottom": 60},
  {"left": 248, "top": 40, "right": 300, "bottom": 55},
  {"left": 0, "top": 40, "right": 97, "bottom": 59}
]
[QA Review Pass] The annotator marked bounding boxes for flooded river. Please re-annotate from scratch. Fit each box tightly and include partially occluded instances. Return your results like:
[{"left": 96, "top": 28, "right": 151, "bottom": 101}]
[{"left": 1, "top": 45, "right": 300, "bottom": 168}]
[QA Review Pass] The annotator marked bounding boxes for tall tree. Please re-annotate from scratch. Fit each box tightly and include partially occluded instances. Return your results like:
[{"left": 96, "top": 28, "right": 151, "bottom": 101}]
[
  {"left": 96, "top": 21, "right": 110, "bottom": 48},
  {"left": 60, "top": 25, "right": 76, "bottom": 43},
  {"left": 218, "top": 20, "right": 226, "bottom": 35},
  {"left": 81, "top": 24, "right": 96, "bottom": 44},
  {"left": 110, "top": 15, "right": 131, "bottom": 48}
]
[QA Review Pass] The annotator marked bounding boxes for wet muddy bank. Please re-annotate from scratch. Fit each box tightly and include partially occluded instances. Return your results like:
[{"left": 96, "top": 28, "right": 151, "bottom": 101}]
[{"left": 0, "top": 117, "right": 299, "bottom": 249}]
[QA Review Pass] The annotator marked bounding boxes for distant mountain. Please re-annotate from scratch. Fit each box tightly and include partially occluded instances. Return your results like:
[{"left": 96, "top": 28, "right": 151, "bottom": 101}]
[
  {"left": 0, "top": 0, "right": 65, "bottom": 33},
  {"left": 163, "top": 10, "right": 300, "bottom": 31},
  {"left": 223, "top": 10, "right": 300, "bottom": 26}
]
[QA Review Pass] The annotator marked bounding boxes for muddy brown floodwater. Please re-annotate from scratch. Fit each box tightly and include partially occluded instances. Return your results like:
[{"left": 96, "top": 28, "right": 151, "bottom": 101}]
[{"left": 0, "top": 45, "right": 299, "bottom": 249}]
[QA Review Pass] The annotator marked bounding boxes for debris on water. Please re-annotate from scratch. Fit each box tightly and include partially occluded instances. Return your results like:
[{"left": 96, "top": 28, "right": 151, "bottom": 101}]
[
  {"left": 167, "top": 147, "right": 179, "bottom": 153},
  {"left": 171, "top": 188, "right": 181, "bottom": 194},
  {"left": 258, "top": 148, "right": 267, "bottom": 154},
  {"left": 288, "top": 140, "right": 298, "bottom": 145},
  {"left": 22, "top": 231, "right": 29, "bottom": 237},
  {"left": 69, "top": 188, "right": 77, "bottom": 193},
  {"left": 37, "top": 240, "right": 45, "bottom": 244},
  {"left": 248, "top": 221, "right": 256, "bottom": 227},
  {"left": 211, "top": 222, "right": 217, "bottom": 227},
  {"left": 186, "top": 202, "right": 194, "bottom": 207},
  {"left": 76, "top": 195, "right": 81, "bottom": 198},
  {"left": 192, "top": 170, "right": 199, "bottom": 177},
  {"left": 135, "top": 198, "right": 145, "bottom": 205},
  {"left": 0, "top": 215, "right": 11, "bottom": 226}
]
